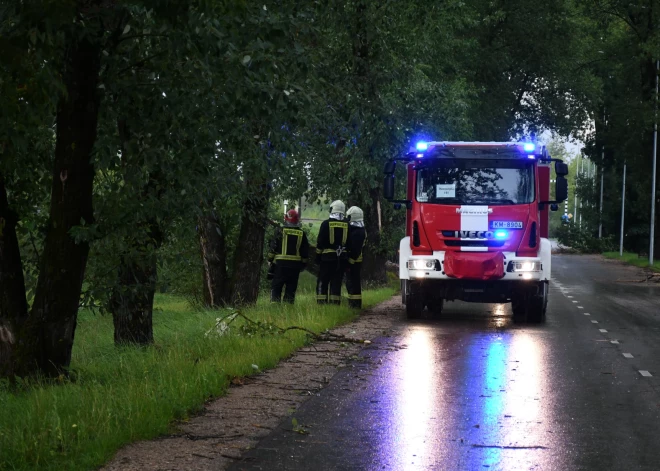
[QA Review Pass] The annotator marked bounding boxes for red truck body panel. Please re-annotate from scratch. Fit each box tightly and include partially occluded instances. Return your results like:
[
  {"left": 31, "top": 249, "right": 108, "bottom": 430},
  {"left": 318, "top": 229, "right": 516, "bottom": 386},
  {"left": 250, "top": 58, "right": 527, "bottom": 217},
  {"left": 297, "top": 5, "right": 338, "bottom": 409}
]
[{"left": 404, "top": 143, "right": 548, "bottom": 256}]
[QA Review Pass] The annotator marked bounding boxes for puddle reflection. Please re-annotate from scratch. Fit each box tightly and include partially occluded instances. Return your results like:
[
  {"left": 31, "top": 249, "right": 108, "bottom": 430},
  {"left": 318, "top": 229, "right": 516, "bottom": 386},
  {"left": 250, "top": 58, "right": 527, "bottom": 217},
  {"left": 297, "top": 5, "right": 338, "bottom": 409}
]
[
  {"left": 375, "top": 322, "right": 554, "bottom": 470},
  {"left": 391, "top": 329, "right": 435, "bottom": 467}
]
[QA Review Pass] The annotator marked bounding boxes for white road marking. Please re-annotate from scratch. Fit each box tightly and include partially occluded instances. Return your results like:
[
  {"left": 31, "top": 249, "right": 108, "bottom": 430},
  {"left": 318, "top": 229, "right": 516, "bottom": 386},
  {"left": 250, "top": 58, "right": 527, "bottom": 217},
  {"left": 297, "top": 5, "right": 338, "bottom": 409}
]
[
  {"left": 599, "top": 329, "right": 608, "bottom": 333},
  {"left": 640, "top": 370, "right": 652, "bottom": 377},
  {"left": 578, "top": 306, "right": 584, "bottom": 309},
  {"left": 591, "top": 320, "right": 599, "bottom": 324},
  {"left": 611, "top": 340, "right": 619, "bottom": 344},
  {"left": 567, "top": 296, "right": 574, "bottom": 298},
  {"left": 572, "top": 300, "right": 578, "bottom": 303},
  {"left": 584, "top": 313, "right": 591, "bottom": 316},
  {"left": 623, "top": 353, "right": 634, "bottom": 358}
]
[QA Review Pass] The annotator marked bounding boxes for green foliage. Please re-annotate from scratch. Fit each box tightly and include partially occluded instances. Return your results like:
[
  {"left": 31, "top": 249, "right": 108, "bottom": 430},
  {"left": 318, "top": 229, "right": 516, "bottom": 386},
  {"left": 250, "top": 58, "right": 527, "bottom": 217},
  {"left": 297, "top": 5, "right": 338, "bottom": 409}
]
[
  {"left": 0, "top": 288, "right": 394, "bottom": 470},
  {"left": 572, "top": 1, "right": 660, "bottom": 255},
  {"left": 556, "top": 223, "right": 616, "bottom": 254},
  {"left": 602, "top": 252, "right": 660, "bottom": 271},
  {"left": 2, "top": 0, "right": 611, "bottom": 316}
]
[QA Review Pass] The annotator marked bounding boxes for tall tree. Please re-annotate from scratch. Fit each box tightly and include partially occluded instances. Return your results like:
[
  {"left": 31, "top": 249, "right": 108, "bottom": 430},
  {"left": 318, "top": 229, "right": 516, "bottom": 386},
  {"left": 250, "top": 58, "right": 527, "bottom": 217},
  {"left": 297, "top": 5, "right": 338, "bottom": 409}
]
[{"left": 0, "top": 1, "right": 115, "bottom": 377}]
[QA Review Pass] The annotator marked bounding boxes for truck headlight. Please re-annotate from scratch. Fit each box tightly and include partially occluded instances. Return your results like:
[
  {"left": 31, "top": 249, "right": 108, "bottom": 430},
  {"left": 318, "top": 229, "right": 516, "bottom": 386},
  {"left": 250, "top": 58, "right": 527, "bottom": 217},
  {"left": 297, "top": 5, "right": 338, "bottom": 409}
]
[
  {"left": 407, "top": 259, "right": 437, "bottom": 270},
  {"left": 512, "top": 261, "right": 542, "bottom": 272}
]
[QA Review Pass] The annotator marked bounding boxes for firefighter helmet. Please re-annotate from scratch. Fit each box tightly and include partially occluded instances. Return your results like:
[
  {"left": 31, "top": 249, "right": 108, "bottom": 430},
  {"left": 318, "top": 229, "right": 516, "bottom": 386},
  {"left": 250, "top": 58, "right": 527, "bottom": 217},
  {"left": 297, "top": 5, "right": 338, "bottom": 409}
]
[
  {"left": 329, "top": 200, "right": 346, "bottom": 215},
  {"left": 284, "top": 209, "right": 299, "bottom": 225},
  {"left": 346, "top": 206, "right": 363, "bottom": 222}
]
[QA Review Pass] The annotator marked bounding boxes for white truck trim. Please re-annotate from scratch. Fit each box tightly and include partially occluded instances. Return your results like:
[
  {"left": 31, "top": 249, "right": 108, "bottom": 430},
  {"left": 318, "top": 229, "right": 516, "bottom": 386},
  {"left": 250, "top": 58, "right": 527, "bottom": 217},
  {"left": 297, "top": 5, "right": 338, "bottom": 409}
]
[{"left": 399, "top": 236, "right": 552, "bottom": 282}]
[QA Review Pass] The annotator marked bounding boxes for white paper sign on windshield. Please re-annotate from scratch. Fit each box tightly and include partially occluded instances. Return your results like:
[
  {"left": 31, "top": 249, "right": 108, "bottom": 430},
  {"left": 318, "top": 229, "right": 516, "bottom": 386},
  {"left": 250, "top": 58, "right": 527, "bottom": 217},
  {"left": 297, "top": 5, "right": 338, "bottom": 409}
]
[{"left": 436, "top": 183, "right": 456, "bottom": 198}]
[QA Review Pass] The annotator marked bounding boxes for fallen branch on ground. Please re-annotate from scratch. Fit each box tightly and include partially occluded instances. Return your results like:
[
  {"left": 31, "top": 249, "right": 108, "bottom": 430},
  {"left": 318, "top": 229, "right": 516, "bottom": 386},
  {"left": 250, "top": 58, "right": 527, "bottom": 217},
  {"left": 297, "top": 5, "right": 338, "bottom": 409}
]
[
  {"left": 616, "top": 272, "right": 660, "bottom": 283},
  {"left": 205, "top": 309, "right": 372, "bottom": 344}
]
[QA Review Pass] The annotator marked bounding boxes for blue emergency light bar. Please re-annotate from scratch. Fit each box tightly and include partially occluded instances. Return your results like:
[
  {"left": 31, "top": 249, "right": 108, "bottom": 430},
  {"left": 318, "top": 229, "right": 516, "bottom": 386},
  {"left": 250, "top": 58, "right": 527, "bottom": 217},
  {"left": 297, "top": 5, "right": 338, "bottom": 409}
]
[{"left": 405, "top": 141, "right": 548, "bottom": 160}]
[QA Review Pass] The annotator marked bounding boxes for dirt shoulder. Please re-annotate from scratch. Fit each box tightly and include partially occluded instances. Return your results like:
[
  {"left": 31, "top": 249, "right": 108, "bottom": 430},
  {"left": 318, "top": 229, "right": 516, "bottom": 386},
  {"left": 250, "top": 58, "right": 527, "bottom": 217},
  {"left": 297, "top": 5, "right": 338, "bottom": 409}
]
[
  {"left": 102, "top": 296, "right": 402, "bottom": 471},
  {"left": 593, "top": 253, "right": 660, "bottom": 284}
]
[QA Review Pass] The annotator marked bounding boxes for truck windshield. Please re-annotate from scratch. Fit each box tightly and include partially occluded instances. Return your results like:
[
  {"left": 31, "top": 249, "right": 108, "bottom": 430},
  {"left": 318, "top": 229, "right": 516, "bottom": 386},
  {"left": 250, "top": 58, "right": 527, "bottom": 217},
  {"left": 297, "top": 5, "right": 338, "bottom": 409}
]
[{"left": 416, "top": 159, "right": 535, "bottom": 205}]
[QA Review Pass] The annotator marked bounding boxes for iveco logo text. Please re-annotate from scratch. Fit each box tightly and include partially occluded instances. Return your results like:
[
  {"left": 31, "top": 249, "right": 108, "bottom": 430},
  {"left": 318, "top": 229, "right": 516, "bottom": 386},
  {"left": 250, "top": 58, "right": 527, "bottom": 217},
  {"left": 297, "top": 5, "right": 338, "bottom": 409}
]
[
  {"left": 453, "top": 230, "right": 495, "bottom": 238},
  {"left": 455, "top": 208, "right": 493, "bottom": 214}
]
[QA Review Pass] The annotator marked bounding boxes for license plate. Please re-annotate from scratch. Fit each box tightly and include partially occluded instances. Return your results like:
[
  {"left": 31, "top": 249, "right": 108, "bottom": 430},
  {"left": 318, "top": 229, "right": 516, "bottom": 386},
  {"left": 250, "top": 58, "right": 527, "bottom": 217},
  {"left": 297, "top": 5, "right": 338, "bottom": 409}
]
[{"left": 491, "top": 221, "right": 523, "bottom": 229}]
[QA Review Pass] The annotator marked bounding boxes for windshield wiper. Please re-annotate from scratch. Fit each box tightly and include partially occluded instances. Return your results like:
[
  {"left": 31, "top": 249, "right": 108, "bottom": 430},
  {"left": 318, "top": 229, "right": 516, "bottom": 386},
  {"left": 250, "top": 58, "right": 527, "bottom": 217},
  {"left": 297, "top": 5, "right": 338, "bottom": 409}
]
[
  {"left": 430, "top": 197, "right": 464, "bottom": 204},
  {"left": 469, "top": 198, "right": 516, "bottom": 205}
]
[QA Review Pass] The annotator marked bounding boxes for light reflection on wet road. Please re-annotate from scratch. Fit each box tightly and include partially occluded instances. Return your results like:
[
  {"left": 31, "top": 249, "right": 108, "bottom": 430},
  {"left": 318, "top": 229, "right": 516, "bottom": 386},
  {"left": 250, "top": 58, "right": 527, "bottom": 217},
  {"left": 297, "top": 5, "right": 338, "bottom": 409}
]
[
  {"left": 371, "top": 305, "right": 564, "bottom": 471},
  {"left": 230, "top": 255, "right": 660, "bottom": 471}
]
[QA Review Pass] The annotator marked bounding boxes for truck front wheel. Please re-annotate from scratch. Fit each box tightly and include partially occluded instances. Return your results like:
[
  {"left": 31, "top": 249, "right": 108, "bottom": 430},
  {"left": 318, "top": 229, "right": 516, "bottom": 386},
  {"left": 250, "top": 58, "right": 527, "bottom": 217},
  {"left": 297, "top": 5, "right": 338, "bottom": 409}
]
[
  {"left": 406, "top": 297, "right": 424, "bottom": 319},
  {"left": 427, "top": 298, "right": 444, "bottom": 317},
  {"left": 512, "top": 282, "right": 548, "bottom": 323},
  {"left": 404, "top": 281, "right": 424, "bottom": 319}
]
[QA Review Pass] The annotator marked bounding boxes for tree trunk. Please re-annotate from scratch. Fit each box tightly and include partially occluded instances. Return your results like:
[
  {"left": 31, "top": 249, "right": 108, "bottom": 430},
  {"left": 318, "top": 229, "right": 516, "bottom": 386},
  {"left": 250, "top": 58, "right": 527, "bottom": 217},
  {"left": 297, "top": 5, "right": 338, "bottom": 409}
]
[
  {"left": 230, "top": 189, "right": 269, "bottom": 306},
  {"left": 349, "top": 2, "right": 386, "bottom": 284},
  {"left": 645, "top": 59, "right": 660, "bottom": 261},
  {"left": 109, "top": 116, "right": 162, "bottom": 345},
  {"left": 0, "top": 173, "right": 29, "bottom": 377},
  {"left": 110, "top": 253, "right": 157, "bottom": 345},
  {"left": 361, "top": 188, "right": 387, "bottom": 284},
  {"left": 26, "top": 20, "right": 103, "bottom": 377},
  {"left": 198, "top": 212, "right": 230, "bottom": 307}
]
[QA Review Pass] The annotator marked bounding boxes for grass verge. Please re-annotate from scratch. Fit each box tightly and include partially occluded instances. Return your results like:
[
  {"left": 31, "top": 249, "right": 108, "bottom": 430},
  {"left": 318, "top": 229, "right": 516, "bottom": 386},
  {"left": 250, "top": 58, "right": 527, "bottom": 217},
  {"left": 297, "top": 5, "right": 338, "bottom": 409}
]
[
  {"left": 602, "top": 251, "right": 660, "bottom": 271},
  {"left": 0, "top": 272, "right": 394, "bottom": 471}
]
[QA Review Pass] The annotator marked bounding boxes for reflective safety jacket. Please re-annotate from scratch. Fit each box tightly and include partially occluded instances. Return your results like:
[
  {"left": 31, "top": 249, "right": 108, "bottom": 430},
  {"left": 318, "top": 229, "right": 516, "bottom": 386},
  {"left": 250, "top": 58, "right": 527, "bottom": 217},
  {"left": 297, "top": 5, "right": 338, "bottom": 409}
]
[
  {"left": 268, "top": 226, "right": 309, "bottom": 267},
  {"left": 347, "top": 225, "right": 367, "bottom": 265},
  {"left": 316, "top": 217, "right": 349, "bottom": 261}
]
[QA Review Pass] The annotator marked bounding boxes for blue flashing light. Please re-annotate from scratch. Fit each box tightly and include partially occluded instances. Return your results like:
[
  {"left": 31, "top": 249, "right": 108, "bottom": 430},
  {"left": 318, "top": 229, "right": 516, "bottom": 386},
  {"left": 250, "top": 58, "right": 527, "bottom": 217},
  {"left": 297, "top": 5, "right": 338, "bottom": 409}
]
[
  {"left": 494, "top": 230, "right": 508, "bottom": 239},
  {"left": 523, "top": 143, "right": 535, "bottom": 152},
  {"left": 416, "top": 153, "right": 424, "bottom": 159},
  {"left": 416, "top": 141, "right": 429, "bottom": 151}
]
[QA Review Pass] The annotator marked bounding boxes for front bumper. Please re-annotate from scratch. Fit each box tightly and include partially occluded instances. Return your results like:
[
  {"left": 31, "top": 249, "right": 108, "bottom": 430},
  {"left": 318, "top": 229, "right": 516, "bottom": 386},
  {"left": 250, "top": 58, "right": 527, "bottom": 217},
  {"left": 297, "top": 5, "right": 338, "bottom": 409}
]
[{"left": 402, "top": 251, "right": 546, "bottom": 282}]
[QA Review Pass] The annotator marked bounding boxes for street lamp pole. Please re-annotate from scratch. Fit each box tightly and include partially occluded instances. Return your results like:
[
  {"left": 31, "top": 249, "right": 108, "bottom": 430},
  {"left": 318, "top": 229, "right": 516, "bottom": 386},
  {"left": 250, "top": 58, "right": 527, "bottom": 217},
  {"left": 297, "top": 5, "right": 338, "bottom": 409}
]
[
  {"left": 620, "top": 161, "right": 626, "bottom": 257},
  {"left": 599, "top": 170, "right": 604, "bottom": 237},
  {"left": 574, "top": 154, "right": 580, "bottom": 224},
  {"left": 579, "top": 158, "right": 584, "bottom": 228},
  {"left": 650, "top": 59, "right": 659, "bottom": 265}
]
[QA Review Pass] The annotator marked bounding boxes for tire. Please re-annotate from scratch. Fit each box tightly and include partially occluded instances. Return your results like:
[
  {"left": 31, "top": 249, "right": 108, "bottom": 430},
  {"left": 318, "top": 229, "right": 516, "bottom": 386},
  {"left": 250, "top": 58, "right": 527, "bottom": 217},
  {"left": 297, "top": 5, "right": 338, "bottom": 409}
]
[
  {"left": 511, "top": 282, "right": 547, "bottom": 323},
  {"left": 527, "top": 282, "right": 548, "bottom": 323},
  {"left": 406, "top": 295, "right": 424, "bottom": 319},
  {"left": 404, "top": 281, "right": 424, "bottom": 319},
  {"left": 427, "top": 299, "right": 444, "bottom": 317},
  {"left": 511, "top": 297, "right": 526, "bottom": 322}
]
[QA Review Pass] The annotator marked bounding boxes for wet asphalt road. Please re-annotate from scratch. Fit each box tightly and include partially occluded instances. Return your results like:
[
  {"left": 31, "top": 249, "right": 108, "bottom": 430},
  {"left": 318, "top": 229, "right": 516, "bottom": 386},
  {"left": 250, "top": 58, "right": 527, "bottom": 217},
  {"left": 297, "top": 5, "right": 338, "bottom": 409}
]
[{"left": 229, "top": 255, "right": 660, "bottom": 471}]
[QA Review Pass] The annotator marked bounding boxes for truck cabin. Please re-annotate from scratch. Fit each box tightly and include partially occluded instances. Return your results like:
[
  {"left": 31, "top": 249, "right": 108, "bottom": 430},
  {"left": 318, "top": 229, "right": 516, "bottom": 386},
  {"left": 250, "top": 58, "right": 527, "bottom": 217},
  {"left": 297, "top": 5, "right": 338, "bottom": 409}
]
[
  {"left": 383, "top": 142, "right": 568, "bottom": 256},
  {"left": 383, "top": 141, "right": 569, "bottom": 319}
]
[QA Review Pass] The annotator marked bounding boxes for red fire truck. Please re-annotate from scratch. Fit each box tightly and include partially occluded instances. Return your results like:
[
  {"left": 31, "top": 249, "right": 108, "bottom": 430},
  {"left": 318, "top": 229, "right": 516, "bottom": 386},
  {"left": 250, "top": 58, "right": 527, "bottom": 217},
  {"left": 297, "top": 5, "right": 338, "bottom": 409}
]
[{"left": 383, "top": 141, "right": 568, "bottom": 322}]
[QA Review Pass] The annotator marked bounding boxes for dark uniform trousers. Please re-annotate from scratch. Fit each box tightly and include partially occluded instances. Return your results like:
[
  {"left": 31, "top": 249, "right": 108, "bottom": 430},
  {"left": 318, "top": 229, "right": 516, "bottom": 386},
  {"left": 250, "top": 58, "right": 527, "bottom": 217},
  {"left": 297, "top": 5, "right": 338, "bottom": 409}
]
[
  {"left": 315, "top": 217, "right": 349, "bottom": 305},
  {"left": 317, "top": 259, "right": 345, "bottom": 305},
  {"left": 346, "top": 262, "right": 362, "bottom": 309},
  {"left": 268, "top": 226, "right": 309, "bottom": 304},
  {"left": 271, "top": 264, "right": 302, "bottom": 304},
  {"left": 345, "top": 224, "right": 366, "bottom": 309}
]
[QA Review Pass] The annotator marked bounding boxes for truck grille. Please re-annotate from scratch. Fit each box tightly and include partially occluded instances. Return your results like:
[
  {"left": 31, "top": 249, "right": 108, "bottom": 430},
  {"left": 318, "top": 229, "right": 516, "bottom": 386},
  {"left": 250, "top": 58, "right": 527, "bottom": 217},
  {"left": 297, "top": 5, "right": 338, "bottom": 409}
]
[{"left": 445, "top": 240, "right": 506, "bottom": 248}]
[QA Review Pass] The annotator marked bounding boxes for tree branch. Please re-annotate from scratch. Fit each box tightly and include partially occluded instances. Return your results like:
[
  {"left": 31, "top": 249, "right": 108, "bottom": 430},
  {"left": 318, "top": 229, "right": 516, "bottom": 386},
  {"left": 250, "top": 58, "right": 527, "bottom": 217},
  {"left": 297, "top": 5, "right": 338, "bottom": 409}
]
[
  {"left": 118, "top": 33, "right": 169, "bottom": 43},
  {"left": 116, "top": 51, "right": 168, "bottom": 76}
]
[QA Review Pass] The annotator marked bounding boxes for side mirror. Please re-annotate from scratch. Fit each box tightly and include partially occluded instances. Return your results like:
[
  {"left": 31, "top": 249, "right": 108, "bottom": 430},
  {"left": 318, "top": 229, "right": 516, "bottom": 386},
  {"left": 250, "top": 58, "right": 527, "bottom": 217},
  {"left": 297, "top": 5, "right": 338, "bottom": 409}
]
[
  {"left": 550, "top": 203, "right": 559, "bottom": 212},
  {"left": 383, "top": 174, "right": 395, "bottom": 200},
  {"left": 555, "top": 161, "right": 569, "bottom": 177},
  {"left": 384, "top": 160, "right": 396, "bottom": 174},
  {"left": 555, "top": 176, "right": 568, "bottom": 202}
]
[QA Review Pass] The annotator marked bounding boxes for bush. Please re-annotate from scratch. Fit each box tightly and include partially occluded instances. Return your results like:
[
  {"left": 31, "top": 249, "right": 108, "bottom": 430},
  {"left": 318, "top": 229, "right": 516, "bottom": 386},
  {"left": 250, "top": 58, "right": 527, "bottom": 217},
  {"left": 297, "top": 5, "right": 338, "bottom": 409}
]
[{"left": 556, "top": 223, "right": 616, "bottom": 253}]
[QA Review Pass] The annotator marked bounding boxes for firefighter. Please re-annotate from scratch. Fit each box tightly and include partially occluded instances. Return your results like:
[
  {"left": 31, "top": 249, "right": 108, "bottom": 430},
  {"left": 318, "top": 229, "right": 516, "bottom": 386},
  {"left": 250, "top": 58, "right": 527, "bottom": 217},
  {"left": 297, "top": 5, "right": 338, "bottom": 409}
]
[
  {"left": 267, "top": 209, "right": 309, "bottom": 303},
  {"left": 315, "top": 200, "right": 348, "bottom": 305},
  {"left": 345, "top": 206, "right": 367, "bottom": 309}
]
